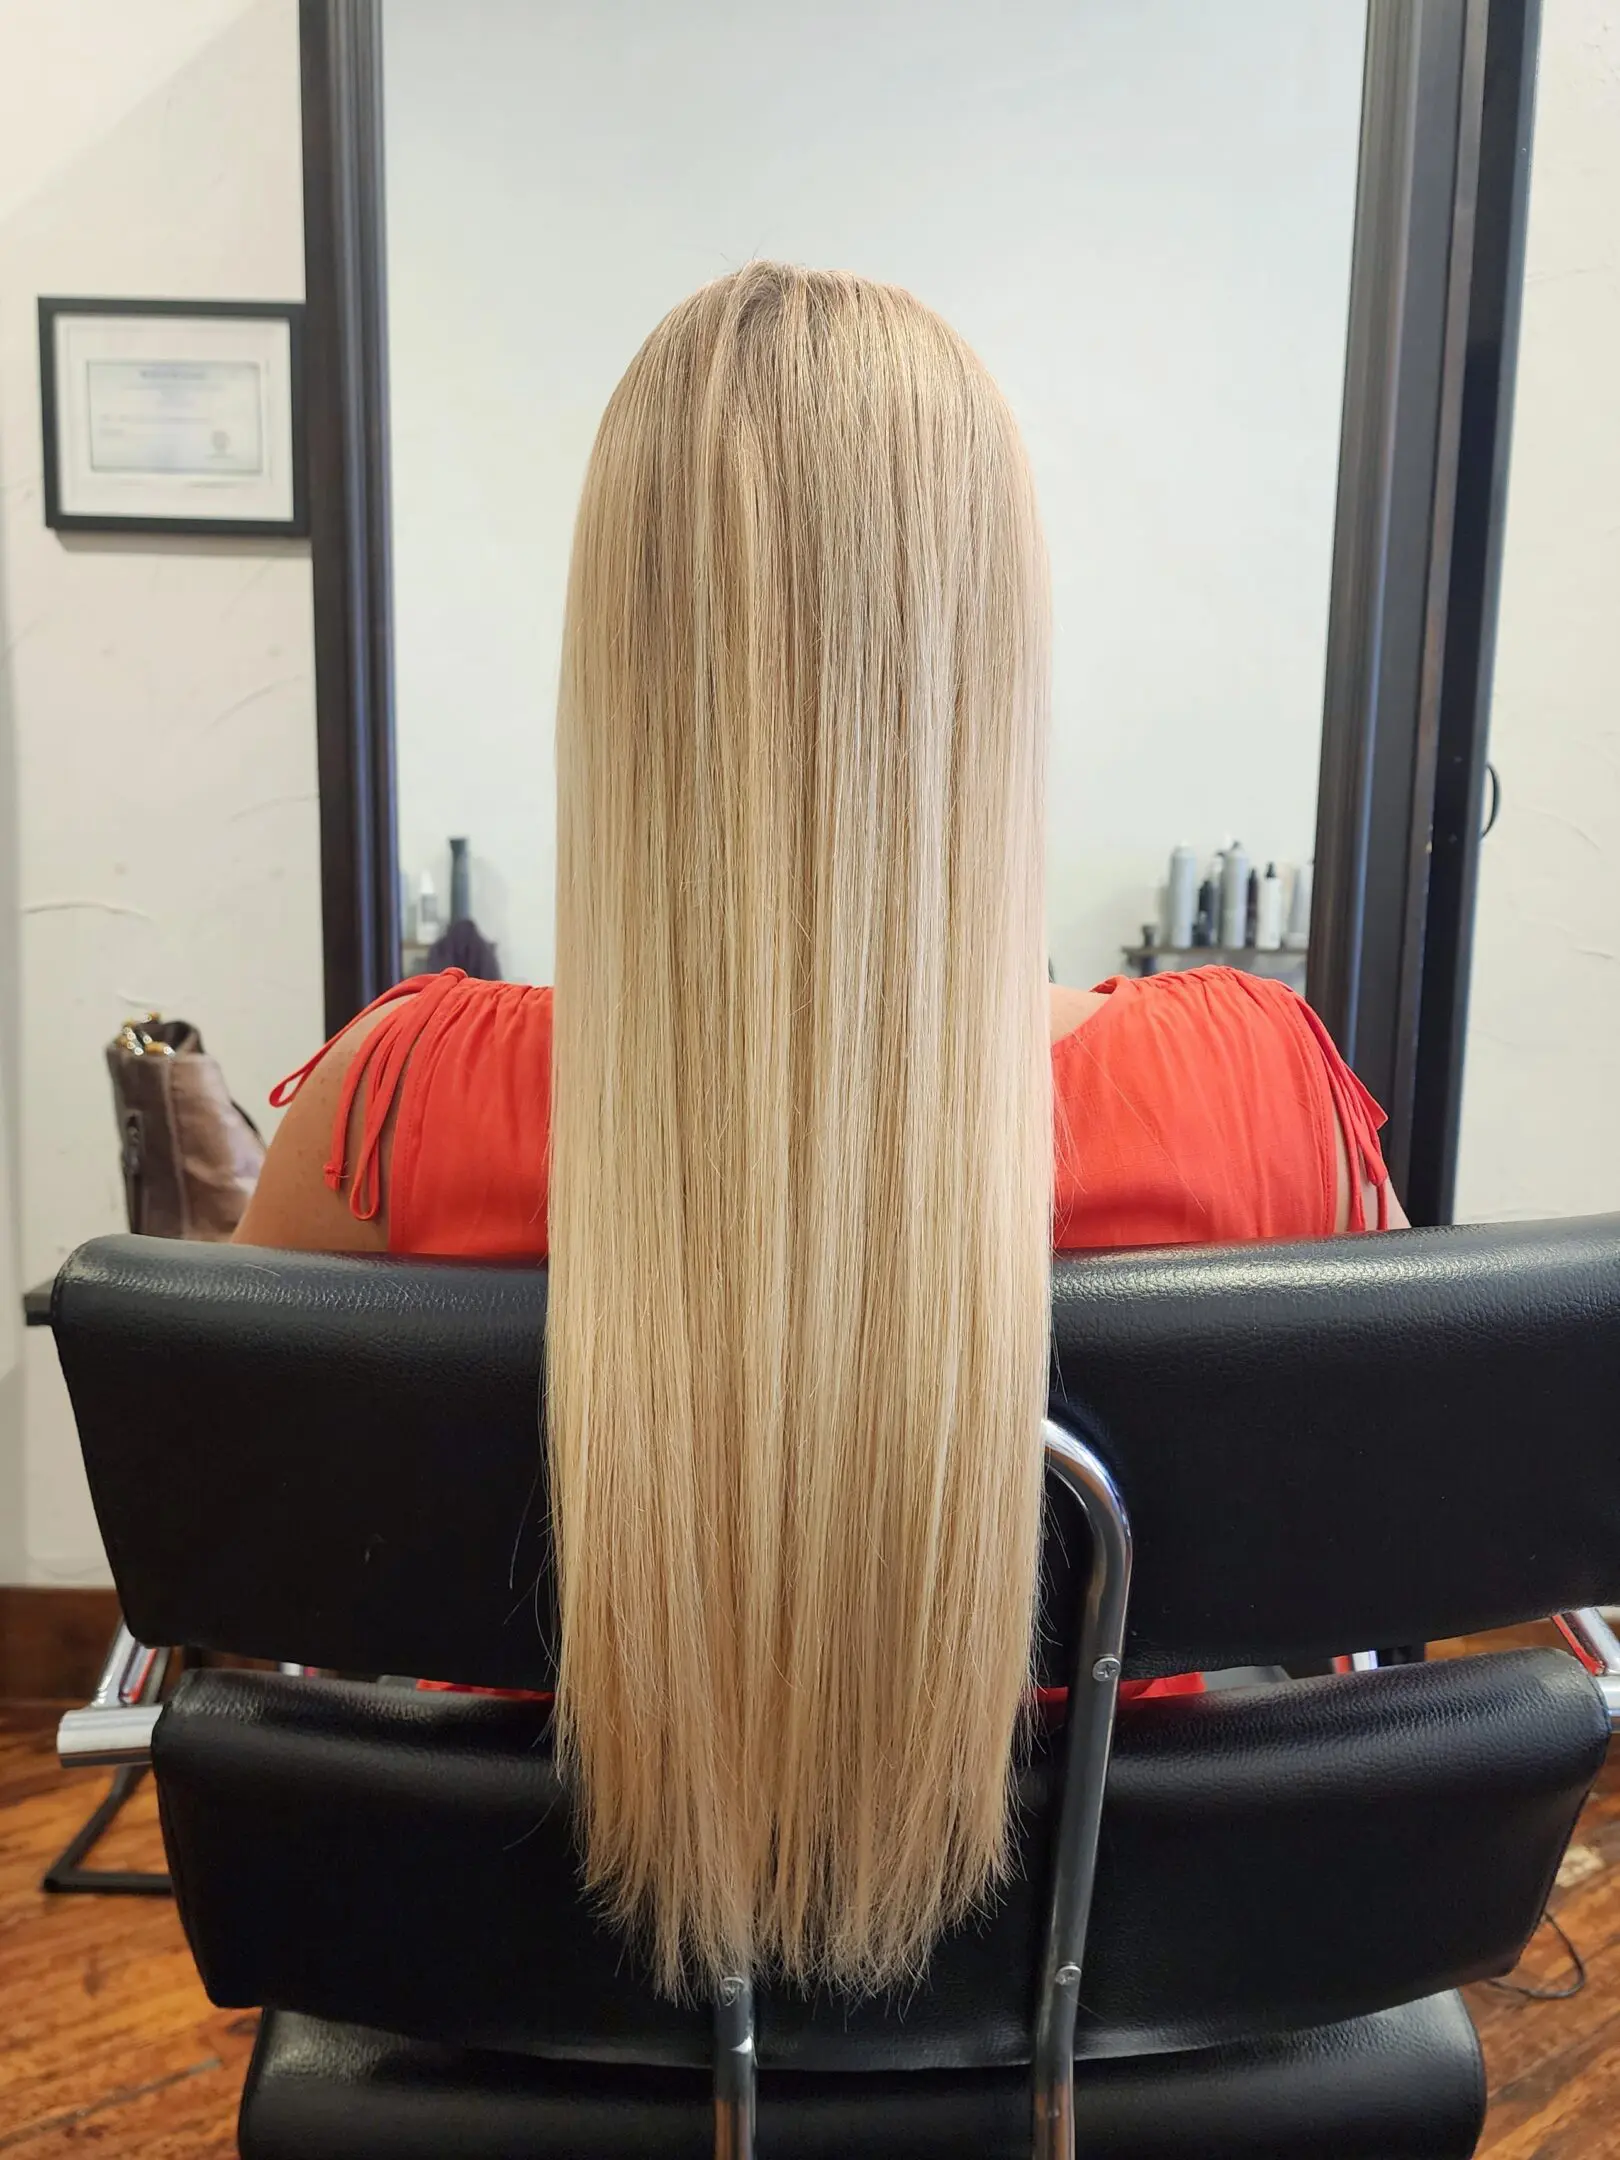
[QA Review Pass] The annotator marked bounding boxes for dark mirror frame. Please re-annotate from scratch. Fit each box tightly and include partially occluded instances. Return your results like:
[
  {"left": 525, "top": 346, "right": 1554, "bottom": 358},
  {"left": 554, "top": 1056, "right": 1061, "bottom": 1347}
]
[
  {"left": 299, "top": 0, "right": 1539, "bottom": 1227},
  {"left": 300, "top": 0, "right": 399, "bottom": 1038},
  {"left": 1311, "top": 0, "right": 1539, "bottom": 1223}
]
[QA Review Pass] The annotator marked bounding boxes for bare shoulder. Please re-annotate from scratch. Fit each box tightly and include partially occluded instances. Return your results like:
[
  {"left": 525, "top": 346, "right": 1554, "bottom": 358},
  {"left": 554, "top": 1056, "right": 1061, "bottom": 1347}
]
[
  {"left": 234, "top": 1002, "right": 400, "bottom": 1253},
  {"left": 1047, "top": 982, "right": 1112, "bottom": 1043}
]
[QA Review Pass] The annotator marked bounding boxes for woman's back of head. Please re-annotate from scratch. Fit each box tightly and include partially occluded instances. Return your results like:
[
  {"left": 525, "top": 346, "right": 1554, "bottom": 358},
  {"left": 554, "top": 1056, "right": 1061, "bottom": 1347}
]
[{"left": 548, "top": 261, "right": 1052, "bottom": 1993}]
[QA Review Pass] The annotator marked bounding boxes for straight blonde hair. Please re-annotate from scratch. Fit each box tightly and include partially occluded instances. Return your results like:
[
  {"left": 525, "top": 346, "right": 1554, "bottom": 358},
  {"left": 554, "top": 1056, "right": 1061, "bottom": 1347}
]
[{"left": 548, "top": 262, "right": 1052, "bottom": 1994}]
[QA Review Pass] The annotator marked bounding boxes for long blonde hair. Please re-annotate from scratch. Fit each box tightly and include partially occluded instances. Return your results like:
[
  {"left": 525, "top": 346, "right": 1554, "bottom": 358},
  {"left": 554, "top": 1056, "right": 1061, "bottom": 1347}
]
[{"left": 548, "top": 262, "right": 1051, "bottom": 1994}]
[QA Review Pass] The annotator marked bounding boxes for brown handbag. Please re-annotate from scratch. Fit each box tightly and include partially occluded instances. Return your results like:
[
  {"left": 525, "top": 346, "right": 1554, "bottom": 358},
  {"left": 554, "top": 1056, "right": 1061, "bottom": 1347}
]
[{"left": 106, "top": 1015, "right": 266, "bottom": 1241}]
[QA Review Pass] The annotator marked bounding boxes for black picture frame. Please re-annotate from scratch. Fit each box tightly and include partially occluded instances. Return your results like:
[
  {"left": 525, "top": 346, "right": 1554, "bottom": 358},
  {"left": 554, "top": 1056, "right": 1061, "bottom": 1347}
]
[{"left": 38, "top": 295, "right": 310, "bottom": 540}]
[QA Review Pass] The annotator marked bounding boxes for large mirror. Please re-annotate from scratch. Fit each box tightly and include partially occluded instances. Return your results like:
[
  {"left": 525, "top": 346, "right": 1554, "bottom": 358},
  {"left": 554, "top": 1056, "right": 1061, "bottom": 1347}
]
[
  {"left": 301, "top": 0, "right": 1534, "bottom": 1216},
  {"left": 379, "top": 0, "right": 1366, "bottom": 996}
]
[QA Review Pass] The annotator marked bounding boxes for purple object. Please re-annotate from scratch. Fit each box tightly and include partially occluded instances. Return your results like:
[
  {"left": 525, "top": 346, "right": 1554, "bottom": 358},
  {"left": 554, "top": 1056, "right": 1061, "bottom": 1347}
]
[{"left": 426, "top": 918, "right": 502, "bottom": 981}]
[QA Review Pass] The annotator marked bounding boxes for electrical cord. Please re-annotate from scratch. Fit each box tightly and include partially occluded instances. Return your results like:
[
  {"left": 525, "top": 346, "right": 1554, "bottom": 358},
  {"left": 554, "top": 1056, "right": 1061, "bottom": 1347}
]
[{"left": 1486, "top": 1908, "right": 1587, "bottom": 2001}]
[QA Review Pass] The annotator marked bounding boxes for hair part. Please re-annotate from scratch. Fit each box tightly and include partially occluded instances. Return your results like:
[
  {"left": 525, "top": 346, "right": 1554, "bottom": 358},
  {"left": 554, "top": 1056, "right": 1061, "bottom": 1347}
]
[{"left": 548, "top": 261, "right": 1052, "bottom": 1993}]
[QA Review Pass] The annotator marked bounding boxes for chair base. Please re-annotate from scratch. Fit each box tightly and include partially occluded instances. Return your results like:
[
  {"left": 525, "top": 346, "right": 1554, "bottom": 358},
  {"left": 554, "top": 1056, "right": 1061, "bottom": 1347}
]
[
  {"left": 239, "top": 1992, "right": 1486, "bottom": 2160},
  {"left": 40, "top": 1765, "right": 172, "bottom": 1897}
]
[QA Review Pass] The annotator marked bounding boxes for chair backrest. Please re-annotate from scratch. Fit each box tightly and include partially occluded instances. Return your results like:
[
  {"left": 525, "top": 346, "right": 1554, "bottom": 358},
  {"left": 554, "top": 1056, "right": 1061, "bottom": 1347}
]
[
  {"left": 54, "top": 1218, "right": 1620, "bottom": 1680},
  {"left": 49, "top": 1223, "right": 1620, "bottom": 2071}
]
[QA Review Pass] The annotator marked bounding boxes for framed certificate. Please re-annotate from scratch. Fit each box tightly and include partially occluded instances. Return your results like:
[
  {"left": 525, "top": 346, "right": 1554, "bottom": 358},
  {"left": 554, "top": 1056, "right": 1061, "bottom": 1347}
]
[{"left": 39, "top": 298, "right": 307, "bottom": 537}]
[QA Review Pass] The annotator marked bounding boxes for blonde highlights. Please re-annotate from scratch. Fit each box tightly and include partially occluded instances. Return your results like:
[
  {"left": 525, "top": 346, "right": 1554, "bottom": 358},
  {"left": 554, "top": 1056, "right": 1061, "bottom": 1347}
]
[{"left": 548, "top": 263, "right": 1051, "bottom": 1992}]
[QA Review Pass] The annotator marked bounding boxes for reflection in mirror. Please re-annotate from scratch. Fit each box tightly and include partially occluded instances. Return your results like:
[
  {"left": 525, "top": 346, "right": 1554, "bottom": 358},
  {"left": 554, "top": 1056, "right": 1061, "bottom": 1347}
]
[{"left": 383, "top": 0, "right": 1365, "bottom": 994}]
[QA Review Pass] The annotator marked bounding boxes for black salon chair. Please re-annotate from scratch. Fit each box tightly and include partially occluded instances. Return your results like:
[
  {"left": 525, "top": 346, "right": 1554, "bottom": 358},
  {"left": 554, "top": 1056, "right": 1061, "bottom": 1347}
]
[{"left": 47, "top": 1220, "right": 1620, "bottom": 2160}]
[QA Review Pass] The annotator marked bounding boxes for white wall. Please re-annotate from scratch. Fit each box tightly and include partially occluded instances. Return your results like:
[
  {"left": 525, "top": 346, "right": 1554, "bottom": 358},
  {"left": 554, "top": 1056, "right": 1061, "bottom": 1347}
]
[
  {"left": 384, "top": 0, "right": 1364, "bottom": 992},
  {"left": 1454, "top": 0, "right": 1620, "bottom": 1223},
  {"left": 0, "top": 0, "right": 322, "bottom": 1583}
]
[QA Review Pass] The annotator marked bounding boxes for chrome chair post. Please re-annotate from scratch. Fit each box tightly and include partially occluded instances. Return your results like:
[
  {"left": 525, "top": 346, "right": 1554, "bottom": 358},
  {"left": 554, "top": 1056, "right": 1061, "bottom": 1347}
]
[
  {"left": 705, "top": 1424, "right": 1131, "bottom": 2160},
  {"left": 1033, "top": 1418, "right": 1134, "bottom": 2160},
  {"left": 93, "top": 1622, "right": 163, "bottom": 1708},
  {"left": 57, "top": 1622, "right": 168, "bottom": 1768},
  {"left": 1557, "top": 1606, "right": 1620, "bottom": 1673},
  {"left": 48, "top": 1620, "right": 173, "bottom": 1896},
  {"left": 713, "top": 1971, "right": 756, "bottom": 2160}
]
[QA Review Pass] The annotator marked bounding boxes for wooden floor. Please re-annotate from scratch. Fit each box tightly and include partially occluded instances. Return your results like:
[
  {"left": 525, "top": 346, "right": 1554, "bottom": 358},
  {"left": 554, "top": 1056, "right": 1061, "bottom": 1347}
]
[
  {"left": 3, "top": 1654, "right": 1619, "bottom": 2156},
  {"left": 0, "top": 1714, "right": 255, "bottom": 2154}
]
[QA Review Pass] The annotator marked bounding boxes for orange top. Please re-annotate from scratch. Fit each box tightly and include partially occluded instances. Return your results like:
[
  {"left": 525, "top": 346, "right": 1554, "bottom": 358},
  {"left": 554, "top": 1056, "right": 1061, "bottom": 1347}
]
[{"left": 272, "top": 962, "right": 1390, "bottom": 1259}]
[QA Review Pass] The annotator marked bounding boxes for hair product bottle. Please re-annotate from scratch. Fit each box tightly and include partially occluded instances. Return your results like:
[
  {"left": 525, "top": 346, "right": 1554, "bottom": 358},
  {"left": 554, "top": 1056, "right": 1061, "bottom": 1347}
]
[
  {"left": 1220, "top": 841, "right": 1249, "bottom": 950},
  {"left": 1284, "top": 861, "right": 1313, "bottom": 950},
  {"left": 1193, "top": 878, "right": 1216, "bottom": 946},
  {"left": 416, "top": 871, "right": 443, "bottom": 945},
  {"left": 1256, "top": 863, "right": 1284, "bottom": 951},
  {"left": 1166, "top": 843, "right": 1197, "bottom": 949}
]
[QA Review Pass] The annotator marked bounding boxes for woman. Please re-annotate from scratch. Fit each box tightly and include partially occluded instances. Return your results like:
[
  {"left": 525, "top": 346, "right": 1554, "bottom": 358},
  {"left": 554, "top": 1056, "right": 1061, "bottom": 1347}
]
[{"left": 241, "top": 263, "right": 1402, "bottom": 1996}]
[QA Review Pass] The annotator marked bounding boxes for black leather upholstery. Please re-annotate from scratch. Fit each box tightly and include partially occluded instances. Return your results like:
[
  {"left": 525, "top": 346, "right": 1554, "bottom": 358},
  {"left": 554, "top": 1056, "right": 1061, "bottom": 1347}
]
[
  {"left": 155, "top": 1653, "right": 1602, "bottom": 2070},
  {"left": 1044, "top": 1216, "right": 1620, "bottom": 1672},
  {"left": 239, "top": 1994, "right": 1487, "bottom": 2160},
  {"left": 52, "top": 1221, "right": 1620, "bottom": 1684}
]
